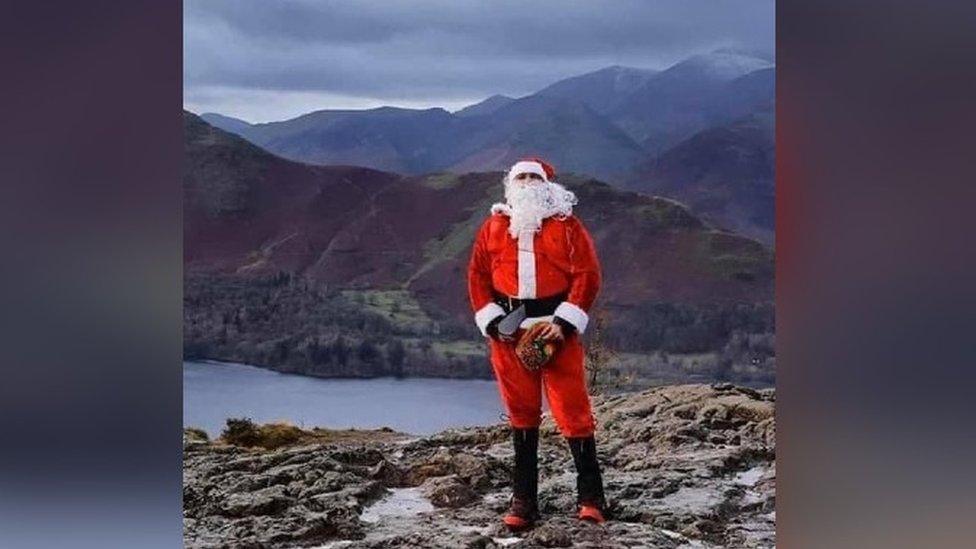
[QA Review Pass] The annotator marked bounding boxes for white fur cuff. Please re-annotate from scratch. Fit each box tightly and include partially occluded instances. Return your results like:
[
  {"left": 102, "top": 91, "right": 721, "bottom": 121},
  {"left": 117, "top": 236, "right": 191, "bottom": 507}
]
[
  {"left": 554, "top": 302, "right": 589, "bottom": 334},
  {"left": 474, "top": 302, "right": 505, "bottom": 337}
]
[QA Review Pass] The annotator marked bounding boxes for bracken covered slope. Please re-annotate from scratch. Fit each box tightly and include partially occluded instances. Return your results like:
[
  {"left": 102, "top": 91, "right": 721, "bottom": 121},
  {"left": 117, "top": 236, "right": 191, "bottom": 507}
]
[{"left": 185, "top": 111, "right": 773, "bottom": 325}]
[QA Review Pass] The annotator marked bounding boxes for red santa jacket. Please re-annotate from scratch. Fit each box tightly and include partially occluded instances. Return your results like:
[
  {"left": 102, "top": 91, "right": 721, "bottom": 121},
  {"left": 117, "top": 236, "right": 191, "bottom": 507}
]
[{"left": 467, "top": 213, "right": 601, "bottom": 336}]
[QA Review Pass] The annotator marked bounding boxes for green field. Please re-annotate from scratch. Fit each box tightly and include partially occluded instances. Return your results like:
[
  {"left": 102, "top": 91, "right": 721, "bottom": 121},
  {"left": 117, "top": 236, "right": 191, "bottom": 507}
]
[{"left": 340, "top": 289, "right": 433, "bottom": 331}]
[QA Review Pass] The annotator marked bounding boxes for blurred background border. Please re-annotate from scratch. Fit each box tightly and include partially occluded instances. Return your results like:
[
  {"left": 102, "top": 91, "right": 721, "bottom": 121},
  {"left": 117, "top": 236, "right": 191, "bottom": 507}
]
[{"left": 2, "top": 1, "right": 976, "bottom": 547}]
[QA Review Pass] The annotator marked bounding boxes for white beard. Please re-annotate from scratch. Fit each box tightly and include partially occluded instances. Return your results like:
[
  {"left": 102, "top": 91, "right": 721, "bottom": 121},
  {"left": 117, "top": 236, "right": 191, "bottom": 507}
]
[{"left": 490, "top": 176, "right": 578, "bottom": 238}]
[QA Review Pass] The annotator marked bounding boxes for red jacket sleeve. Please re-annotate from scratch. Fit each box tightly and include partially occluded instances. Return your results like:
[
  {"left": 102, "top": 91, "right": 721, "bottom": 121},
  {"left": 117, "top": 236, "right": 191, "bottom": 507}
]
[
  {"left": 467, "top": 217, "right": 505, "bottom": 336},
  {"left": 553, "top": 216, "right": 601, "bottom": 334}
]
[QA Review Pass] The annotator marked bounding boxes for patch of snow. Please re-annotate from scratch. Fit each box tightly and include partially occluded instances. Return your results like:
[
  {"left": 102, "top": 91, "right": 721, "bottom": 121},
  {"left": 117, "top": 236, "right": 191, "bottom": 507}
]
[
  {"left": 486, "top": 443, "right": 512, "bottom": 459},
  {"left": 482, "top": 491, "right": 509, "bottom": 505},
  {"left": 394, "top": 438, "right": 419, "bottom": 446},
  {"left": 660, "top": 529, "right": 685, "bottom": 540},
  {"left": 734, "top": 466, "right": 765, "bottom": 487},
  {"left": 661, "top": 528, "right": 685, "bottom": 539},
  {"left": 686, "top": 51, "right": 773, "bottom": 80},
  {"left": 360, "top": 487, "right": 434, "bottom": 524},
  {"left": 669, "top": 532, "right": 722, "bottom": 549},
  {"left": 655, "top": 486, "right": 723, "bottom": 514},
  {"left": 734, "top": 466, "right": 773, "bottom": 507},
  {"left": 492, "top": 536, "right": 522, "bottom": 546},
  {"left": 310, "top": 541, "right": 354, "bottom": 549}
]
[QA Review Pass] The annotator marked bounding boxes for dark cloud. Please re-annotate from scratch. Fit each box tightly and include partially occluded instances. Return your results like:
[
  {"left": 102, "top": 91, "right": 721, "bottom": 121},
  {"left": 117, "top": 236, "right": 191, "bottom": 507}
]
[{"left": 184, "top": 0, "right": 774, "bottom": 122}]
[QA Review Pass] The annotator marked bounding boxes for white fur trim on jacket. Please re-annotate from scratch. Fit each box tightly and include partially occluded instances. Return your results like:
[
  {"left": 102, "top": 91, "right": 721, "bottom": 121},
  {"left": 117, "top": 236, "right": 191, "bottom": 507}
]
[
  {"left": 474, "top": 302, "right": 506, "bottom": 337},
  {"left": 516, "top": 230, "right": 537, "bottom": 298},
  {"left": 507, "top": 161, "right": 549, "bottom": 182},
  {"left": 554, "top": 302, "right": 589, "bottom": 334}
]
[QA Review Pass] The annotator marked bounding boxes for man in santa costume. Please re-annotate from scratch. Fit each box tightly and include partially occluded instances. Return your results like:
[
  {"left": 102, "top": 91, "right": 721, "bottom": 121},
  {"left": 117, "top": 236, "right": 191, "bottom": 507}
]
[{"left": 467, "top": 157, "right": 606, "bottom": 530}]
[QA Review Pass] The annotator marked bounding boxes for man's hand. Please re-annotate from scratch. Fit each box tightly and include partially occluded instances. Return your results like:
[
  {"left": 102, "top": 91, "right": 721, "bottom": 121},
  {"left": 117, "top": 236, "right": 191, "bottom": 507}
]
[{"left": 536, "top": 321, "right": 565, "bottom": 342}]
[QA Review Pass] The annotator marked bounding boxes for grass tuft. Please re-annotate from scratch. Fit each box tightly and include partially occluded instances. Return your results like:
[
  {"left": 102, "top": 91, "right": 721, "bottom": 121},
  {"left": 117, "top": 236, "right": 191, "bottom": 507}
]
[{"left": 220, "top": 418, "right": 305, "bottom": 450}]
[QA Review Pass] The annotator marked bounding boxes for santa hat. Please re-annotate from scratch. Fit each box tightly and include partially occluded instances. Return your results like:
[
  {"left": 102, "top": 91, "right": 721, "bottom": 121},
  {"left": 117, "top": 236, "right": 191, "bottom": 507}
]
[{"left": 507, "top": 157, "right": 556, "bottom": 183}]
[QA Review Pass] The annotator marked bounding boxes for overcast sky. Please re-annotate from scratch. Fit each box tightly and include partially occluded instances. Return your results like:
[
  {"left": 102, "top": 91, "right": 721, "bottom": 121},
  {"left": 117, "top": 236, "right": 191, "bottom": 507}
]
[{"left": 184, "top": 0, "right": 774, "bottom": 123}]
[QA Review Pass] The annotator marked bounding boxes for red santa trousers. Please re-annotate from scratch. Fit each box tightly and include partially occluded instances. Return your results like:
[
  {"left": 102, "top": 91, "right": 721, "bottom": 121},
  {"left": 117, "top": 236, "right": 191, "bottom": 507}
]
[
  {"left": 468, "top": 211, "right": 601, "bottom": 439},
  {"left": 488, "top": 331, "right": 595, "bottom": 438}
]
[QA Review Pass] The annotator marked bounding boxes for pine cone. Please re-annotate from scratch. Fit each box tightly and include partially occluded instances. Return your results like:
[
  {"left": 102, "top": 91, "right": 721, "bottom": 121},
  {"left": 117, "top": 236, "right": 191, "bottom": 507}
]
[{"left": 515, "top": 323, "right": 558, "bottom": 370}]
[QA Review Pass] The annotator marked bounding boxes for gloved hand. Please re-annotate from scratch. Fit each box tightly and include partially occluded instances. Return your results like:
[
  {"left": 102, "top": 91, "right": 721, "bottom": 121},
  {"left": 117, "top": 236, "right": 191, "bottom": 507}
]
[
  {"left": 552, "top": 316, "right": 576, "bottom": 337},
  {"left": 486, "top": 316, "right": 507, "bottom": 341}
]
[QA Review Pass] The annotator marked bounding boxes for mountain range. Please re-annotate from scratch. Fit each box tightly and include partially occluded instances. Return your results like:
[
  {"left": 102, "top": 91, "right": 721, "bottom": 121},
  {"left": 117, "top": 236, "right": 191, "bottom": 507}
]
[
  {"left": 200, "top": 49, "right": 775, "bottom": 242},
  {"left": 185, "top": 111, "right": 772, "bottom": 324},
  {"left": 184, "top": 110, "right": 774, "bottom": 380},
  {"left": 622, "top": 106, "right": 775, "bottom": 243}
]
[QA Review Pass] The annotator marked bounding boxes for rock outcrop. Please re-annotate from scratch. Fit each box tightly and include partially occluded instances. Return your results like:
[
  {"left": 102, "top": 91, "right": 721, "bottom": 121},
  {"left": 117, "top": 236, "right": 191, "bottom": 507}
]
[{"left": 184, "top": 383, "right": 775, "bottom": 548}]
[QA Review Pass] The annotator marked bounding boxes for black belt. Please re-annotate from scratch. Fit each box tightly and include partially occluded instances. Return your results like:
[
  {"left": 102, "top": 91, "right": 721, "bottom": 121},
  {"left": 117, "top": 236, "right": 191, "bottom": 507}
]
[{"left": 492, "top": 291, "right": 566, "bottom": 317}]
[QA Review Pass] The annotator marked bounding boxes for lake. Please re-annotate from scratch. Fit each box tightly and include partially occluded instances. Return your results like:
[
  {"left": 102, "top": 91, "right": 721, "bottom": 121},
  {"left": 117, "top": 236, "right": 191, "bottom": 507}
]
[{"left": 183, "top": 361, "right": 508, "bottom": 437}]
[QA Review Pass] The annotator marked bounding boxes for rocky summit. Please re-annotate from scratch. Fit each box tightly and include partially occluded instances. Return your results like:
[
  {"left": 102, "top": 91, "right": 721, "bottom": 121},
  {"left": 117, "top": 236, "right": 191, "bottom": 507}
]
[{"left": 183, "top": 384, "right": 775, "bottom": 548}]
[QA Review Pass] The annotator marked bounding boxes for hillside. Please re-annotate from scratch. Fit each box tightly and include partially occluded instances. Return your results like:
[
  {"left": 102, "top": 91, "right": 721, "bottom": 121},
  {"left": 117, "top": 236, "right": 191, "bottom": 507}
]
[
  {"left": 607, "top": 51, "right": 774, "bottom": 154},
  {"left": 186, "top": 112, "right": 771, "bottom": 307},
  {"left": 209, "top": 95, "right": 646, "bottom": 182},
  {"left": 446, "top": 94, "right": 646, "bottom": 181},
  {"left": 534, "top": 65, "right": 660, "bottom": 114},
  {"left": 624, "top": 108, "right": 775, "bottom": 244},
  {"left": 454, "top": 94, "right": 515, "bottom": 118},
  {"left": 184, "top": 111, "right": 402, "bottom": 274},
  {"left": 200, "top": 112, "right": 252, "bottom": 136},
  {"left": 184, "top": 112, "right": 774, "bottom": 383}
]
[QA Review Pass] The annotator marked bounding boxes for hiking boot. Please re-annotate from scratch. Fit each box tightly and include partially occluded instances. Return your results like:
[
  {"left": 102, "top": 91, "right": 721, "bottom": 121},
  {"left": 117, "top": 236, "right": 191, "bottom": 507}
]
[
  {"left": 577, "top": 502, "right": 606, "bottom": 523},
  {"left": 567, "top": 435, "right": 607, "bottom": 522},
  {"left": 503, "top": 495, "right": 539, "bottom": 530},
  {"left": 504, "top": 427, "right": 539, "bottom": 530}
]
